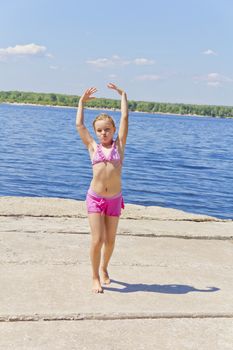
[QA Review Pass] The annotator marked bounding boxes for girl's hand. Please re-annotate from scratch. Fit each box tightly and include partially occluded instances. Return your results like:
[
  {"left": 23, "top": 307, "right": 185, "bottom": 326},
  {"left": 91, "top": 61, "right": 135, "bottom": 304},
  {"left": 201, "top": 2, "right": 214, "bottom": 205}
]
[
  {"left": 79, "top": 87, "right": 97, "bottom": 104},
  {"left": 107, "top": 83, "right": 125, "bottom": 96}
]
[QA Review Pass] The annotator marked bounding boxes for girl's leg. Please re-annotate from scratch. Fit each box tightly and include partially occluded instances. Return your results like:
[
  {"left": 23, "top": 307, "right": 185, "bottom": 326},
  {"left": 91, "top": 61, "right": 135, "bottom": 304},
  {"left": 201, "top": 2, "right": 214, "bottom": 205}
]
[
  {"left": 88, "top": 213, "right": 105, "bottom": 293},
  {"left": 101, "top": 215, "right": 120, "bottom": 284}
]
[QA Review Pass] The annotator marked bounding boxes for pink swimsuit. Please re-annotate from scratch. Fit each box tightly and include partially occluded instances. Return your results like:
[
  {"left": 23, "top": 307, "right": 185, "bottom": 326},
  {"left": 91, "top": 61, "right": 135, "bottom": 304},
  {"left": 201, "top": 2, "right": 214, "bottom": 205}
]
[
  {"left": 91, "top": 141, "right": 122, "bottom": 166},
  {"left": 86, "top": 141, "right": 124, "bottom": 217}
]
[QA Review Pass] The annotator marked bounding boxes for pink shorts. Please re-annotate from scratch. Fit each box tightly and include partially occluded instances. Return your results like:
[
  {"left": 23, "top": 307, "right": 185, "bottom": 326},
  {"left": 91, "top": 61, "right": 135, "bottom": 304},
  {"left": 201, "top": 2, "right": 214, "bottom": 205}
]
[{"left": 86, "top": 188, "right": 124, "bottom": 217}]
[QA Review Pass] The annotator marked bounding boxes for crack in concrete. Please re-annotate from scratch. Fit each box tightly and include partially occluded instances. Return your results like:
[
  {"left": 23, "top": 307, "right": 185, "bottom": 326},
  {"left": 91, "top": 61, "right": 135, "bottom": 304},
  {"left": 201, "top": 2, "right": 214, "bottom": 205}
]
[
  {"left": 1, "top": 230, "right": 233, "bottom": 241},
  {"left": 0, "top": 230, "right": 89, "bottom": 235},
  {"left": 123, "top": 217, "right": 227, "bottom": 222},
  {"left": 0, "top": 312, "right": 233, "bottom": 322},
  {"left": 0, "top": 214, "right": 229, "bottom": 222},
  {"left": 121, "top": 233, "right": 233, "bottom": 241},
  {"left": 0, "top": 261, "right": 83, "bottom": 265}
]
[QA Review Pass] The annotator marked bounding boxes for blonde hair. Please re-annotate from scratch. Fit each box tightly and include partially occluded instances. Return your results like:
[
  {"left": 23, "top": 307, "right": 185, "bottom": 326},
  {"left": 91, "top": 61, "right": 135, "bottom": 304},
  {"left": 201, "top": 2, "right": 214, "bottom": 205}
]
[{"left": 92, "top": 113, "right": 116, "bottom": 131}]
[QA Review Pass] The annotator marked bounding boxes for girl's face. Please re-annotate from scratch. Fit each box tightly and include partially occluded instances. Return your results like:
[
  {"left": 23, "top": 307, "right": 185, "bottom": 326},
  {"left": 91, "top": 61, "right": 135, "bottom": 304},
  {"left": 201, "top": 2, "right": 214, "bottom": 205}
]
[{"left": 94, "top": 120, "right": 115, "bottom": 145}]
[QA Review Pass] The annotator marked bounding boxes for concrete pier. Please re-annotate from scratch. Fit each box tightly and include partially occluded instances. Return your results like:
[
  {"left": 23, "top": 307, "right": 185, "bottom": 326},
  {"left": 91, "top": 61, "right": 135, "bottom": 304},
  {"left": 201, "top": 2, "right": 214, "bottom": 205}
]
[{"left": 0, "top": 196, "right": 232, "bottom": 349}]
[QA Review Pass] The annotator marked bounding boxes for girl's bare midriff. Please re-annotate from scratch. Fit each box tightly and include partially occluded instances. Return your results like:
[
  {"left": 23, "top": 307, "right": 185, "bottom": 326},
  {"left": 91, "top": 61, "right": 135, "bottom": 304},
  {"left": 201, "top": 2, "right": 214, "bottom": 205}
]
[{"left": 90, "top": 162, "right": 122, "bottom": 196}]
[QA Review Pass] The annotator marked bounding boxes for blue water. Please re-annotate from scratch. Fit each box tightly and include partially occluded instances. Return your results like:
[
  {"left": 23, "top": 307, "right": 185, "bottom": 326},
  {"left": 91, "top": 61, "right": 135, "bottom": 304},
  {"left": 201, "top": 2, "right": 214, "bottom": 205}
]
[{"left": 1, "top": 103, "right": 233, "bottom": 219}]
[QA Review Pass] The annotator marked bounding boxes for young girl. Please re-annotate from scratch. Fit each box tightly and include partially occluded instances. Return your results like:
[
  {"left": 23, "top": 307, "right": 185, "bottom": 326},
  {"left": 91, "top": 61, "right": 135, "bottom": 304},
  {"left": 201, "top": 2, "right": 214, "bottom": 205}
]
[{"left": 76, "top": 83, "right": 128, "bottom": 293}]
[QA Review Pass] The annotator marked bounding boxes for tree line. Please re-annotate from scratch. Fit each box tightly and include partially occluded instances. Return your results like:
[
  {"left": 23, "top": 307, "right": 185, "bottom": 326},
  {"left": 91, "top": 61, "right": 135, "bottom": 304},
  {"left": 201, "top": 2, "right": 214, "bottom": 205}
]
[{"left": 0, "top": 90, "right": 232, "bottom": 118}]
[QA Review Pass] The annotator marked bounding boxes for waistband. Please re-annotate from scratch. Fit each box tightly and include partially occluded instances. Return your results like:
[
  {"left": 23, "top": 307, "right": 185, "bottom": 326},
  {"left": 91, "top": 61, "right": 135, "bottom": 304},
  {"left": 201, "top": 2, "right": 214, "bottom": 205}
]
[{"left": 88, "top": 188, "right": 122, "bottom": 199}]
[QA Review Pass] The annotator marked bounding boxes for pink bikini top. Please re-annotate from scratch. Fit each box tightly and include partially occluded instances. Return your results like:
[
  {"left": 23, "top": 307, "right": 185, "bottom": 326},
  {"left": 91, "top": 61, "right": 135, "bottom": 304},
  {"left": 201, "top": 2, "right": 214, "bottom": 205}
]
[{"left": 92, "top": 141, "right": 122, "bottom": 166}]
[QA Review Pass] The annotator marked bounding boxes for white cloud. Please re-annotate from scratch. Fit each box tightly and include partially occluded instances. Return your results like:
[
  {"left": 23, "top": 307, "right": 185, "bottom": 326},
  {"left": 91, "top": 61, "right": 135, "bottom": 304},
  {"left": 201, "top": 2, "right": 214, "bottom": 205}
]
[
  {"left": 50, "top": 65, "right": 58, "bottom": 70},
  {"left": 193, "top": 72, "right": 233, "bottom": 87},
  {"left": 86, "top": 55, "right": 155, "bottom": 68},
  {"left": 207, "top": 73, "right": 232, "bottom": 83},
  {"left": 133, "top": 58, "right": 155, "bottom": 65},
  {"left": 109, "top": 74, "right": 117, "bottom": 78},
  {"left": 87, "top": 58, "right": 114, "bottom": 68},
  {"left": 135, "top": 74, "right": 161, "bottom": 81},
  {"left": 202, "top": 49, "right": 217, "bottom": 56},
  {"left": 86, "top": 55, "right": 130, "bottom": 68},
  {"left": 0, "top": 43, "right": 51, "bottom": 61},
  {"left": 46, "top": 53, "right": 54, "bottom": 59},
  {"left": 112, "top": 55, "right": 121, "bottom": 60},
  {"left": 207, "top": 81, "right": 220, "bottom": 87}
]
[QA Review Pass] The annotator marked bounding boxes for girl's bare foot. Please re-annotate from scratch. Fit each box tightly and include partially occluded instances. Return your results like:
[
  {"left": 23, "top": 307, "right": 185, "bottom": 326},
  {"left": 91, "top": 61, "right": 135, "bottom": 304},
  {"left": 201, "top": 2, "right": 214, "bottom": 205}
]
[
  {"left": 92, "top": 277, "right": 104, "bottom": 293},
  {"left": 101, "top": 268, "right": 111, "bottom": 285}
]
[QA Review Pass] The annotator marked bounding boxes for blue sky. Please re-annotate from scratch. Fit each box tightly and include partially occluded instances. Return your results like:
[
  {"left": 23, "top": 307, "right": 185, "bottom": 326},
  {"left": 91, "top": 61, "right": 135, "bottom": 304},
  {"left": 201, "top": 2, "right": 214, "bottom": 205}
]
[{"left": 0, "top": 0, "right": 233, "bottom": 106}]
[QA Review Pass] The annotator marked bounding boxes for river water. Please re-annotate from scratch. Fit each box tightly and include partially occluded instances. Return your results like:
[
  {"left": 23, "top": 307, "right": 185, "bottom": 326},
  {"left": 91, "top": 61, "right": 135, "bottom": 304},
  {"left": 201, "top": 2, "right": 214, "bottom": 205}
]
[{"left": 1, "top": 103, "right": 233, "bottom": 219}]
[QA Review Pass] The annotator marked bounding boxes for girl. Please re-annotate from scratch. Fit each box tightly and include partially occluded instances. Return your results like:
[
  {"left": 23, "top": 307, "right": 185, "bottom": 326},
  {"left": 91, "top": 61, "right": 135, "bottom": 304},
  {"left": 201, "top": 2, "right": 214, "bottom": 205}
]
[{"left": 76, "top": 83, "right": 128, "bottom": 293}]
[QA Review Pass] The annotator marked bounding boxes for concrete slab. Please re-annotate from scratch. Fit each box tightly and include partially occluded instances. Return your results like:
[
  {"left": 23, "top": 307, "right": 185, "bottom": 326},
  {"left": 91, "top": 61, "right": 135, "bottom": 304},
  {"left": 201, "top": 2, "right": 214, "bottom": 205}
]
[
  {"left": 0, "top": 232, "right": 232, "bottom": 316},
  {"left": 1, "top": 262, "right": 232, "bottom": 316},
  {"left": 0, "top": 196, "right": 232, "bottom": 349},
  {"left": 0, "top": 319, "right": 233, "bottom": 350}
]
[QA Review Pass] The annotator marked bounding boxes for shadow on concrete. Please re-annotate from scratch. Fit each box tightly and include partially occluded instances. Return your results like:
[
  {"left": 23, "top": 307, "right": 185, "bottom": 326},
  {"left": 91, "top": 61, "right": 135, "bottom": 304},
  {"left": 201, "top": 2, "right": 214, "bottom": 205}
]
[{"left": 104, "top": 280, "right": 220, "bottom": 294}]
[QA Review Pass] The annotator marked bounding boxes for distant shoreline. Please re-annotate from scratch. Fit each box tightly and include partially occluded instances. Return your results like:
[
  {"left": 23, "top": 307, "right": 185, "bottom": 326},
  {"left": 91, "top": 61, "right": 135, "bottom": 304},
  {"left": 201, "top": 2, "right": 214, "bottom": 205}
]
[
  {"left": 1, "top": 90, "right": 233, "bottom": 118},
  {"left": 1, "top": 101, "right": 226, "bottom": 119}
]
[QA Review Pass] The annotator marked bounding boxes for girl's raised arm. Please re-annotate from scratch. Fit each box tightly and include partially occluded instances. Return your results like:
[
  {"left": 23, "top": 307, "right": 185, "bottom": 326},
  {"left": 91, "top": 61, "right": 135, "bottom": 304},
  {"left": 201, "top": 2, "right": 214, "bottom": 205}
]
[
  {"left": 107, "top": 83, "right": 128, "bottom": 146},
  {"left": 76, "top": 87, "right": 97, "bottom": 148}
]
